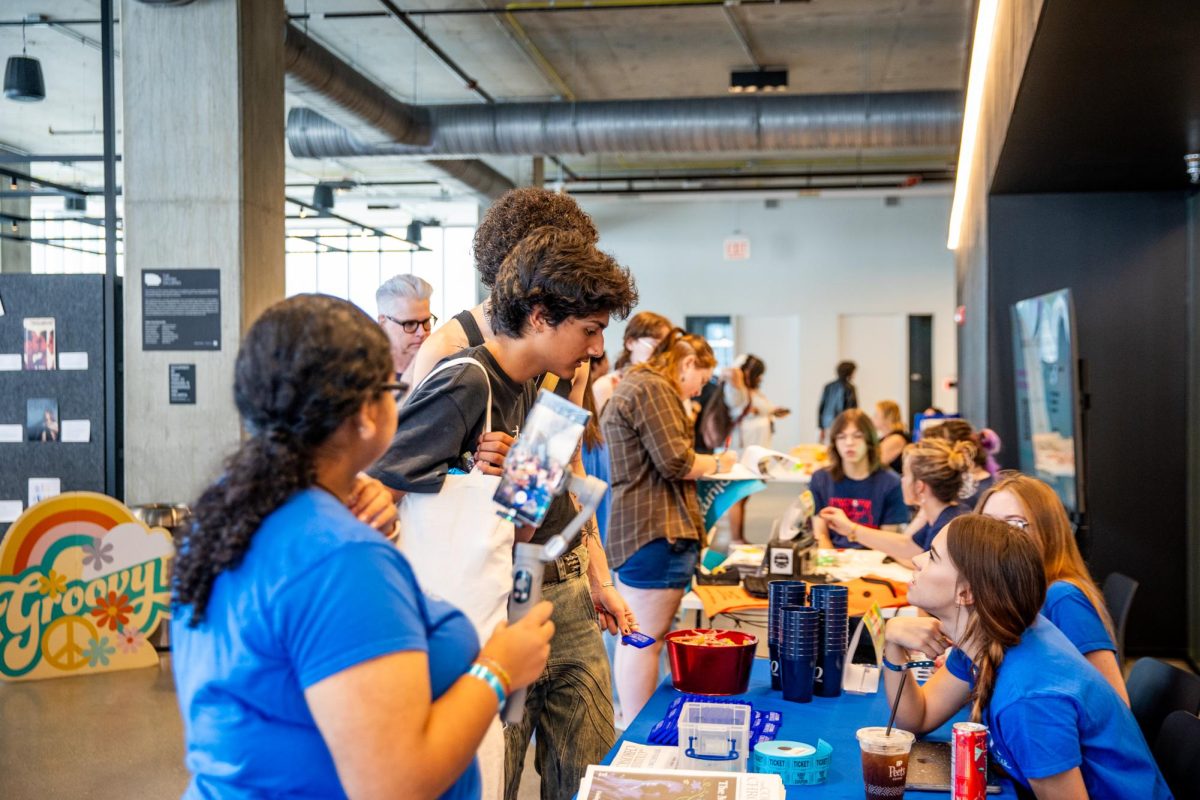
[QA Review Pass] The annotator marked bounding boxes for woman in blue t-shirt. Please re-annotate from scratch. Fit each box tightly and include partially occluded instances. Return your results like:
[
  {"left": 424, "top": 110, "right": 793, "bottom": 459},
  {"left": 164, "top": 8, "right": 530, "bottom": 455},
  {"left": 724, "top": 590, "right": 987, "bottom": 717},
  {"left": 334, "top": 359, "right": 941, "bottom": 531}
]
[
  {"left": 819, "top": 437, "right": 975, "bottom": 563},
  {"left": 978, "top": 472, "right": 1128, "bottom": 704},
  {"left": 811, "top": 409, "right": 910, "bottom": 549},
  {"left": 882, "top": 515, "right": 1169, "bottom": 799},
  {"left": 171, "top": 295, "right": 555, "bottom": 800}
]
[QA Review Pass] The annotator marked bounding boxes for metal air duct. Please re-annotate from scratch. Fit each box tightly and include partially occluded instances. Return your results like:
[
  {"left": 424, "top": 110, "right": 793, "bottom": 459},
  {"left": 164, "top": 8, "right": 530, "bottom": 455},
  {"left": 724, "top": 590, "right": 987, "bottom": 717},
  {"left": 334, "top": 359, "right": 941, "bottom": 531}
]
[{"left": 287, "top": 91, "right": 962, "bottom": 159}]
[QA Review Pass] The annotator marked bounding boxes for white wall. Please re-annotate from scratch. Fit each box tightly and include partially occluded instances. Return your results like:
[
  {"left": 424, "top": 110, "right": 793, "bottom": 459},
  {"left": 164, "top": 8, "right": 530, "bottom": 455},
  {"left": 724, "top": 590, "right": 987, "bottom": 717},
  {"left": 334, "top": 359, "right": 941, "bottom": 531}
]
[{"left": 581, "top": 193, "right": 958, "bottom": 449}]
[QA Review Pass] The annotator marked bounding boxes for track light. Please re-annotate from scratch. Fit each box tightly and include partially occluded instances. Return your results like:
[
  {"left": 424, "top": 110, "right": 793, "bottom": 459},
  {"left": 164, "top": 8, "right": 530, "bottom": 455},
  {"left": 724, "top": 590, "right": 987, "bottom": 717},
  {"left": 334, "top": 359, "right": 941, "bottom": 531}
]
[
  {"left": 406, "top": 220, "right": 423, "bottom": 245},
  {"left": 5, "top": 22, "right": 45, "bottom": 103},
  {"left": 313, "top": 184, "right": 335, "bottom": 212}
]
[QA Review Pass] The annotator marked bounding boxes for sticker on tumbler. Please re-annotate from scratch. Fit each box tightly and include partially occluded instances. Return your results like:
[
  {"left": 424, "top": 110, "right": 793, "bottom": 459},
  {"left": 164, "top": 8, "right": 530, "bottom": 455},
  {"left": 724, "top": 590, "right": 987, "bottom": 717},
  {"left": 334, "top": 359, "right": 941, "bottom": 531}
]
[{"left": 512, "top": 569, "right": 533, "bottom": 603}]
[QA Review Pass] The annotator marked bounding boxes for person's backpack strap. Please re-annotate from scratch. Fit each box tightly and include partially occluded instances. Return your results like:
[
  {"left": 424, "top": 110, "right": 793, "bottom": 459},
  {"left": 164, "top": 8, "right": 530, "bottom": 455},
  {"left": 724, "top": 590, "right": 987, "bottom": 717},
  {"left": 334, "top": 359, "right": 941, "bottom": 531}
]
[
  {"left": 414, "top": 356, "right": 494, "bottom": 432},
  {"left": 453, "top": 309, "right": 486, "bottom": 348}
]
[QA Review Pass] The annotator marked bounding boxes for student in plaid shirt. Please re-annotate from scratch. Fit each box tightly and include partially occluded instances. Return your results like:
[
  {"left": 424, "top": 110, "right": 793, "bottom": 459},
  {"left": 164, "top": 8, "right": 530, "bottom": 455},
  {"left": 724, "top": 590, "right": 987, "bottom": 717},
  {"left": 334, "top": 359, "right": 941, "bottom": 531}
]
[{"left": 600, "top": 329, "right": 738, "bottom": 726}]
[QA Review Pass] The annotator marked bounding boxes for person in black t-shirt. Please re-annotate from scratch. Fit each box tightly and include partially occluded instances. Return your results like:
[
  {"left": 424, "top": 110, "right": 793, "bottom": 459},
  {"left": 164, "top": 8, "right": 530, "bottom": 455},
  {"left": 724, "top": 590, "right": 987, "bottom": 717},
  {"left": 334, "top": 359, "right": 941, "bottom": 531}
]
[{"left": 370, "top": 226, "right": 638, "bottom": 800}]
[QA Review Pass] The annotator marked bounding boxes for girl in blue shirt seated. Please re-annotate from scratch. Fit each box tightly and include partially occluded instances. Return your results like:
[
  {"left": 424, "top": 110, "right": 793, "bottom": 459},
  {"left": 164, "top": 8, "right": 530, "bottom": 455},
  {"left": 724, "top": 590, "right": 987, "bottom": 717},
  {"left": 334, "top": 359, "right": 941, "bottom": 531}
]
[
  {"left": 171, "top": 295, "right": 555, "bottom": 800},
  {"left": 977, "top": 472, "right": 1128, "bottom": 704},
  {"left": 819, "top": 437, "right": 975, "bottom": 563},
  {"left": 811, "top": 409, "right": 909, "bottom": 549},
  {"left": 883, "top": 515, "right": 1169, "bottom": 799}
]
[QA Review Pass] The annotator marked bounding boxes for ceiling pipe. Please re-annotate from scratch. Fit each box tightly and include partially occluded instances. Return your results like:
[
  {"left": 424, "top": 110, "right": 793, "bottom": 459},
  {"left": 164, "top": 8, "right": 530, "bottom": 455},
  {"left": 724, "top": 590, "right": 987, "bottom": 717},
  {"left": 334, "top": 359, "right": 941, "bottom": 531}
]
[
  {"left": 287, "top": 90, "right": 962, "bottom": 159},
  {"left": 283, "top": 23, "right": 513, "bottom": 199}
]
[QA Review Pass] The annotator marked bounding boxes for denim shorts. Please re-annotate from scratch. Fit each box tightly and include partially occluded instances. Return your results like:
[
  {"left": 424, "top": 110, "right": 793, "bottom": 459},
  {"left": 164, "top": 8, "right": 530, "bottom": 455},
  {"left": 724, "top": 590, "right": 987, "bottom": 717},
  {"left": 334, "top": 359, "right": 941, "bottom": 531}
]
[{"left": 616, "top": 538, "right": 700, "bottom": 589}]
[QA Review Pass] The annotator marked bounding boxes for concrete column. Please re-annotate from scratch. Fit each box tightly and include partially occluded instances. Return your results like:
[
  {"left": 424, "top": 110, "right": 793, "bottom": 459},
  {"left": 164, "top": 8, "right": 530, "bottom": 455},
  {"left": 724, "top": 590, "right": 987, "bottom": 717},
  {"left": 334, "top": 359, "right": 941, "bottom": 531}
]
[
  {"left": 121, "top": 0, "right": 285, "bottom": 504},
  {"left": 0, "top": 153, "right": 32, "bottom": 273}
]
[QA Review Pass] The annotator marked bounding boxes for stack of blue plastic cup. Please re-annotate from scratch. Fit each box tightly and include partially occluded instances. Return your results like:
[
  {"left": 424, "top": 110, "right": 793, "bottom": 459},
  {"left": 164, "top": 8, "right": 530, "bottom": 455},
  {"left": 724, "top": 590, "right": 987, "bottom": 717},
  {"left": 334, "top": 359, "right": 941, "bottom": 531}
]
[
  {"left": 809, "top": 584, "right": 849, "bottom": 698},
  {"left": 779, "top": 605, "right": 819, "bottom": 703},
  {"left": 767, "top": 580, "right": 806, "bottom": 690}
]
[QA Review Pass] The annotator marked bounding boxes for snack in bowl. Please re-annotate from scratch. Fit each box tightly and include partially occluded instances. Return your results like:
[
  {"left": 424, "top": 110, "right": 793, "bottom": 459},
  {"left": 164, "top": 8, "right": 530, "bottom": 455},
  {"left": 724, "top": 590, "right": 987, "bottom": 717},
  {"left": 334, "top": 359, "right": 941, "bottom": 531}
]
[{"left": 666, "top": 628, "right": 758, "bottom": 695}]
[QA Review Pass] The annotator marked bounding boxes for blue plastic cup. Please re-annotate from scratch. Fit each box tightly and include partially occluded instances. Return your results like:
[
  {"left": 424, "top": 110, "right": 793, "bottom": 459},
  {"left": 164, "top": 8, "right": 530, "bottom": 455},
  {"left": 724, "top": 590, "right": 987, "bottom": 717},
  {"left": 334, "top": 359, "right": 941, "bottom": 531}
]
[
  {"left": 781, "top": 654, "right": 816, "bottom": 703},
  {"left": 815, "top": 648, "right": 845, "bottom": 698}
]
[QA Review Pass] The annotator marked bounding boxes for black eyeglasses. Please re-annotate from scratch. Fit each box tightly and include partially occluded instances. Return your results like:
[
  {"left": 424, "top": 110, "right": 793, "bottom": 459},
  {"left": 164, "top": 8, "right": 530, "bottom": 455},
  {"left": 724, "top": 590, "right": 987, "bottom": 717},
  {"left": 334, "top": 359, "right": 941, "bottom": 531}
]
[
  {"left": 383, "top": 313, "right": 437, "bottom": 334},
  {"left": 380, "top": 381, "right": 408, "bottom": 400}
]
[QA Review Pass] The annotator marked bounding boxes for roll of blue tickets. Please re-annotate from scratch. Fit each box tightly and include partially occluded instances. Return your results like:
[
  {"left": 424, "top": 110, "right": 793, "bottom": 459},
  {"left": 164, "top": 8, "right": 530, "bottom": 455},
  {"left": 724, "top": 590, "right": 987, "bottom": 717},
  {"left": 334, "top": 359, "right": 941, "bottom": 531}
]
[{"left": 751, "top": 739, "right": 834, "bottom": 786}]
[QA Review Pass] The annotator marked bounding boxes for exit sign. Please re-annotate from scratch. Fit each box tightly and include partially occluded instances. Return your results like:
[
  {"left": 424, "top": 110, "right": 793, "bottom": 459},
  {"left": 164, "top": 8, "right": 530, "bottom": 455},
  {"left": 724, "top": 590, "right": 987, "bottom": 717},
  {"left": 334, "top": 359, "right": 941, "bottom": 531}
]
[{"left": 723, "top": 236, "right": 751, "bottom": 261}]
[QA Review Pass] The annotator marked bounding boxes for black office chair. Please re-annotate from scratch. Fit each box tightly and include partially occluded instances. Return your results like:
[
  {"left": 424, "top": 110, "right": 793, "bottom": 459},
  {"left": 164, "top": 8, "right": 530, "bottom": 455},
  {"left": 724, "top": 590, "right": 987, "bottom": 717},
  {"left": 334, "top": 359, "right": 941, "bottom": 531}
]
[
  {"left": 1101, "top": 572, "right": 1138, "bottom": 668},
  {"left": 1126, "top": 658, "right": 1200, "bottom": 748},
  {"left": 1153, "top": 710, "right": 1200, "bottom": 799}
]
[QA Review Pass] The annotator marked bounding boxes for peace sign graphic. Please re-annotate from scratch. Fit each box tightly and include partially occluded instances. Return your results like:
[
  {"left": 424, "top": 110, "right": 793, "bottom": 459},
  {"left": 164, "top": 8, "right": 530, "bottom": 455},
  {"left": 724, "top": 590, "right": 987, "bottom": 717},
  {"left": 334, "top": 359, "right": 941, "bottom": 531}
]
[{"left": 41, "top": 616, "right": 101, "bottom": 671}]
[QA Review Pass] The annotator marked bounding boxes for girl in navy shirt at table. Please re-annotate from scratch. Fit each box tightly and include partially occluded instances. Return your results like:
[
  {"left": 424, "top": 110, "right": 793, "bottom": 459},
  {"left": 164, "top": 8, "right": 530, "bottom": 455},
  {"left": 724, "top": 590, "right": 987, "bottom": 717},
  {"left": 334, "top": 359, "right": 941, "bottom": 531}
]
[
  {"left": 884, "top": 515, "right": 1169, "bottom": 799},
  {"left": 979, "top": 472, "right": 1128, "bottom": 704},
  {"left": 170, "top": 295, "right": 555, "bottom": 800},
  {"left": 810, "top": 409, "right": 909, "bottom": 549},
  {"left": 819, "top": 437, "right": 976, "bottom": 564}
]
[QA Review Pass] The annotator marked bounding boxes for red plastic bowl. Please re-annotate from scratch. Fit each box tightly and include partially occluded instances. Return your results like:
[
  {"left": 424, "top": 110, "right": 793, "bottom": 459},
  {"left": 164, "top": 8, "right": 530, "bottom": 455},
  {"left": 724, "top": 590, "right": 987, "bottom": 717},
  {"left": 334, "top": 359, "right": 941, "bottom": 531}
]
[{"left": 666, "top": 628, "right": 758, "bottom": 695}]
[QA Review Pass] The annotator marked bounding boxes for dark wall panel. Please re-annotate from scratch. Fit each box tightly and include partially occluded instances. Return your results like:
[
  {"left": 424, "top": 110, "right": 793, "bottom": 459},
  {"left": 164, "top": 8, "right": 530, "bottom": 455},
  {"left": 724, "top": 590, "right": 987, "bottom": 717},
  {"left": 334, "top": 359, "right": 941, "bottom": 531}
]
[
  {"left": 0, "top": 274, "right": 110, "bottom": 535},
  {"left": 987, "top": 192, "right": 1189, "bottom": 655}
]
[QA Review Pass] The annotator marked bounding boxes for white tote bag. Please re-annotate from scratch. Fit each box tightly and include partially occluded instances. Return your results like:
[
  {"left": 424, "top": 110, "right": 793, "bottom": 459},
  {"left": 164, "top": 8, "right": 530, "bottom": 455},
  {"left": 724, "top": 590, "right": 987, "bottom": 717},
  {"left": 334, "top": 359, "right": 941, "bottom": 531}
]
[
  {"left": 395, "top": 357, "right": 513, "bottom": 800},
  {"left": 396, "top": 356, "right": 516, "bottom": 640}
]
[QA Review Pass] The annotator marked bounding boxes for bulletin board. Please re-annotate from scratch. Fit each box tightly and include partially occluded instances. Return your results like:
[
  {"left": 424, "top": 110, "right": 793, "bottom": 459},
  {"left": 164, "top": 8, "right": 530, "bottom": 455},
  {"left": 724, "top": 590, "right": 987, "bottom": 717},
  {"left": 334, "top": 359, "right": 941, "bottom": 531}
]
[{"left": 0, "top": 274, "right": 118, "bottom": 535}]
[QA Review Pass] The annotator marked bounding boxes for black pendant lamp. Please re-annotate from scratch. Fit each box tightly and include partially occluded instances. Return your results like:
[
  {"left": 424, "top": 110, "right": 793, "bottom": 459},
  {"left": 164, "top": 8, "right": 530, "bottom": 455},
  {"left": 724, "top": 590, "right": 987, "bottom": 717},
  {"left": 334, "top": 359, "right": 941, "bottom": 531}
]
[{"left": 5, "top": 22, "right": 45, "bottom": 103}]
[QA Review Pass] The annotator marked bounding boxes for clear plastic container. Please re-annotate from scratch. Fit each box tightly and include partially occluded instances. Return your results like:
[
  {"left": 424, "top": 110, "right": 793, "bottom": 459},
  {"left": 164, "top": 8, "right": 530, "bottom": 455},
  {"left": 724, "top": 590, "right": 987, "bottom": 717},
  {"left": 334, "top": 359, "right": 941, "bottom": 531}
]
[{"left": 676, "top": 701, "right": 752, "bottom": 772}]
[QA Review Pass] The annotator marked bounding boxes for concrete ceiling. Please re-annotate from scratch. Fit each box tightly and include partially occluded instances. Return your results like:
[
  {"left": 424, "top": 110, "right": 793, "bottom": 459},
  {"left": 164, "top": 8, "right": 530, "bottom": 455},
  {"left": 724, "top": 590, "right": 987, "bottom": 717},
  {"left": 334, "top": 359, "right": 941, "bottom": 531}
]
[{"left": 0, "top": 0, "right": 970, "bottom": 207}]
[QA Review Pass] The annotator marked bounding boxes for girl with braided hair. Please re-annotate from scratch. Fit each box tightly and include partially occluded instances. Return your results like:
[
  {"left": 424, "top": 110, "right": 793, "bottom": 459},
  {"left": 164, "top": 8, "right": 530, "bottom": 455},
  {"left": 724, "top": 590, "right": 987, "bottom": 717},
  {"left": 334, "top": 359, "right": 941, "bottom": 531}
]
[
  {"left": 171, "top": 294, "right": 554, "bottom": 800},
  {"left": 883, "top": 515, "right": 1168, "bottom": 799}
]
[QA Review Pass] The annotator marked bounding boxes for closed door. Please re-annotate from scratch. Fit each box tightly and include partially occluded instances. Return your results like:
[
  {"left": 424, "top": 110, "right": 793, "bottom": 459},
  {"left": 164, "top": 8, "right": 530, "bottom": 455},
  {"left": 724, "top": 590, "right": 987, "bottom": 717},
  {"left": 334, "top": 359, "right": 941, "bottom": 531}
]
[
  {"left": 838, "top": 314, "right": 909, "bottom": 425},
  {"left": 738, "top": 314, "right": 802, "bottom": 449},
  {"left": 908, "top": 315, "right": 933, "bottom": 419}
]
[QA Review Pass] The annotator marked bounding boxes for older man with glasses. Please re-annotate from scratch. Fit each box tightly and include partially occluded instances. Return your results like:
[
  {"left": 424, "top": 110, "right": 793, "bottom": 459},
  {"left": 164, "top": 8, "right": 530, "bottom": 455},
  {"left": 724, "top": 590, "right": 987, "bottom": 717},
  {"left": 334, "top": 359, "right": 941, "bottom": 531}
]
[{"left": 375, "top": 274, "right": 436, "bottom": 407}]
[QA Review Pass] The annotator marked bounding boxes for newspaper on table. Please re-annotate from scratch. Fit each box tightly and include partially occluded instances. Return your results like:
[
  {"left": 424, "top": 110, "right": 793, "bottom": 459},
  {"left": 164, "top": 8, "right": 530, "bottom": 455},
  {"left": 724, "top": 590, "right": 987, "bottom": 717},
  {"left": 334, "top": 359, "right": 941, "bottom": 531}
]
[
  {"left": 609, "top": 741, "right": 680, "bottom": 770},
  {"left": 577, "top": 764, "right": 785, "bottom": 800}
]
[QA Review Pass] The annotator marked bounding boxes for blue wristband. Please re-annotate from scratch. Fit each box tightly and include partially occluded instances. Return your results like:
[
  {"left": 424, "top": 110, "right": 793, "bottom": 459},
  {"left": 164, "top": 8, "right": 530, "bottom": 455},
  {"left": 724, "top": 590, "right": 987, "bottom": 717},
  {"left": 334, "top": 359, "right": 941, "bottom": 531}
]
[
  {"left": 883, "top": 656, "right": 936, "bottom": 672},
  {"left": 468, "top": 662, "right": 508, "bottom": 706}
]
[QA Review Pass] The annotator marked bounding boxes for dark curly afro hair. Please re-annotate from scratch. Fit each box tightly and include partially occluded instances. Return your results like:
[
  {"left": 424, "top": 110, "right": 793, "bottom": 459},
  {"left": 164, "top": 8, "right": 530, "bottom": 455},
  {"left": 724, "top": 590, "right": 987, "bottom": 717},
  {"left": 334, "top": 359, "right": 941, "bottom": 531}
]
[{"left": 473, "top": 188, "right": 599, "bottom": 289}]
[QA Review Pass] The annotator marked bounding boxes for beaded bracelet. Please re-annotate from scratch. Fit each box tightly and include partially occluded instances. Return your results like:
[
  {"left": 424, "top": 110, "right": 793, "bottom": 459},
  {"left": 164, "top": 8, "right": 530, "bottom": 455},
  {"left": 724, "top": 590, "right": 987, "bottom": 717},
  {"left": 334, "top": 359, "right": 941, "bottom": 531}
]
[
  {"left": 474, "top": 656, "right": 512, "bottom": 695},
  {"left": 468, "top": 662, "right": 508, "bottom": 707}
]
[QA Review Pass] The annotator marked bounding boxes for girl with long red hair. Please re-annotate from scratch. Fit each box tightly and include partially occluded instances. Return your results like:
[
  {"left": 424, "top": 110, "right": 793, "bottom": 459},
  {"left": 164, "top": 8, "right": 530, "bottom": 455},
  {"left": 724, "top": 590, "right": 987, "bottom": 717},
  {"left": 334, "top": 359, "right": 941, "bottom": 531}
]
[
  {"left": 884, "top": 515, "right": 1167, "bottom": 799},
  {"left": 978, "top": 472, "right": 1127, "bottom": 703}
]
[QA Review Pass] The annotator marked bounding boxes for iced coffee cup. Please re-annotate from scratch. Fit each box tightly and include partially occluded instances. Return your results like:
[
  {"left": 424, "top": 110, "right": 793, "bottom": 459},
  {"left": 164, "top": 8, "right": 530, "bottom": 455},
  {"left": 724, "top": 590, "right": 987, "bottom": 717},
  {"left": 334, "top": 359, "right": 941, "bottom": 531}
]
[{"left": 856, "top": 727, "right": 916, "bottom": 799}]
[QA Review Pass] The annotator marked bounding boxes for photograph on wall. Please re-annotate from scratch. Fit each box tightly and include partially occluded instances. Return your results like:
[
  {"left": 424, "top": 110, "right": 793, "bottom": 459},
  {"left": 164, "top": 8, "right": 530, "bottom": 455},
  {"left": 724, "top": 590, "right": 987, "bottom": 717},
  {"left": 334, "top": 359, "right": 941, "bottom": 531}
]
[
  {"left": 22, "top": 317, "right": 56, "bottom": 371},
  {"left": 26, "top": 398, "right": 60, "bottom": 443},
  {"left": 27, "top": 477, "right": 61, "bottom": 506}
]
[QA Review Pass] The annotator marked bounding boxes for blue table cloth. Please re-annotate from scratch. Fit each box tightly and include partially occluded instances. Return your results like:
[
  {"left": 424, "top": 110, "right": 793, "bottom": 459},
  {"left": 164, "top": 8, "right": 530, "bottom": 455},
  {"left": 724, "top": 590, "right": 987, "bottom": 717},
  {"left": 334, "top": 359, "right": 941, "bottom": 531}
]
[{"left": 603, "top": 658, "right": 1018, "bottom": 799}]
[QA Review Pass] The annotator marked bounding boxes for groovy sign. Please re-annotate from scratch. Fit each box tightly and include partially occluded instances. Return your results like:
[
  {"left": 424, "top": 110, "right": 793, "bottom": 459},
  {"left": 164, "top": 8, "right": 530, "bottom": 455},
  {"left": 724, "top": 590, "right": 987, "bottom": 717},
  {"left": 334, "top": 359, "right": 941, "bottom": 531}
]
[{"left": 0, "top": 492, "right": 174, "bottom": 681}]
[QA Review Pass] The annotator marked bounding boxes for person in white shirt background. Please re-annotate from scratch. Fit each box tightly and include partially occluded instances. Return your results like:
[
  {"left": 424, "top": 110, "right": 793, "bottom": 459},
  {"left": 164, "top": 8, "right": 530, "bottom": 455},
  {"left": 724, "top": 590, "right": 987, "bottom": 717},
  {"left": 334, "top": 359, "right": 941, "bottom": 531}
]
[{"left": 727, "top": 354, "right": 790, "bottom": 545}]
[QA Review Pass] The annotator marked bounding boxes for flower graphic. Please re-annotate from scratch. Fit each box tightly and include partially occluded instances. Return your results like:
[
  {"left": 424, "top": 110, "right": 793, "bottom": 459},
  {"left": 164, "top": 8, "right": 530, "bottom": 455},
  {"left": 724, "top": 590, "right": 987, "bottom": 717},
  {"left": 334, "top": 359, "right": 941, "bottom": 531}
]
[
  {"left": 115, "top": 626, "right": 145, "bottom": 654},
  {"left": 90, "top": 591, "right": 134, "bottom": 632},
  {"left": 36, "top": 570, "right": 67, "bottom": 598},
  {"left": 81, "top": 539, "right": 115, "bottom": 570},
  {"left": 83, "top": 636, "right": 115, "bottom": 668}
]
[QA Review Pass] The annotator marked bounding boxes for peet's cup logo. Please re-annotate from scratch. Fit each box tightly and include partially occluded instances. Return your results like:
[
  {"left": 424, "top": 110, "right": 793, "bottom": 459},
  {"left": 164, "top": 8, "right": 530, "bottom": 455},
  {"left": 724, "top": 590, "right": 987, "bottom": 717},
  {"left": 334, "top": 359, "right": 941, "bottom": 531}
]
[{"left": 0, "top": 492, "right": 174, "bottom": 681}]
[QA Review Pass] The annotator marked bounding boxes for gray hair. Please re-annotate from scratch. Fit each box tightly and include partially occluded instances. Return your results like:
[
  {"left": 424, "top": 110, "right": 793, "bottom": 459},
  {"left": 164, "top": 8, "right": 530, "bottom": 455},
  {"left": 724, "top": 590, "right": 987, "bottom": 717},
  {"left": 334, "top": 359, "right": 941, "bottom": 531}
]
[{"left": 376, "top": 273, "right": 433, "bottom": 314}]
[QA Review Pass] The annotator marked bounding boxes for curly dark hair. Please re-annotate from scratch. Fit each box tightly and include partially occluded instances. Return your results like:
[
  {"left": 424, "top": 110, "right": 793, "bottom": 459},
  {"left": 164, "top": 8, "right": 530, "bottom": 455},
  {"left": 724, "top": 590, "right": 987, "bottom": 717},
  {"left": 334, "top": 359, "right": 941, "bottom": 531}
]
[
  {"left": 173, "top": 294, "right": 393, "bottom": 625},
  {"left": 473, "top": 187, "right": 599, "bottom": 288},
  {"left": 488, "top": 226, "right": 637, "bottom": 338}
]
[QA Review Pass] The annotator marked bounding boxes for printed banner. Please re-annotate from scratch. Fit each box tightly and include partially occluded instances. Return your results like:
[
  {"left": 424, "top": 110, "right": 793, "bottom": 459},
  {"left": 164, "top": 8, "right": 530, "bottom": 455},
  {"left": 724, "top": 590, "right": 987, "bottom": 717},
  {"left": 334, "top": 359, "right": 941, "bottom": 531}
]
[{"left": 0, "top": 492, "right": 174, "bottom": 681}]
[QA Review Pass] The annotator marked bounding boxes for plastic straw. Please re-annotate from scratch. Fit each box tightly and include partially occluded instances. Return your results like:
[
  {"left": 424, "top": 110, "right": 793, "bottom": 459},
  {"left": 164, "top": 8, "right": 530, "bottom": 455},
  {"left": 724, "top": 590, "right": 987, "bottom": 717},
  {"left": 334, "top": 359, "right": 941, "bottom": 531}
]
[{"left": 885, "top": 670, "right": 908, "bottom": 737}]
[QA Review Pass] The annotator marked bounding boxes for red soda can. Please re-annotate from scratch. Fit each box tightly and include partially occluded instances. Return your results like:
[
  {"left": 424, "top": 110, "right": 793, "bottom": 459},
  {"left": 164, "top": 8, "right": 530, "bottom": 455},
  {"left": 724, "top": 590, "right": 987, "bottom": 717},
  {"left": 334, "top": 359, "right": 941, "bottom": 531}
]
[{"left": 951, "top": 722, "right": 988, "bottom": 800}]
